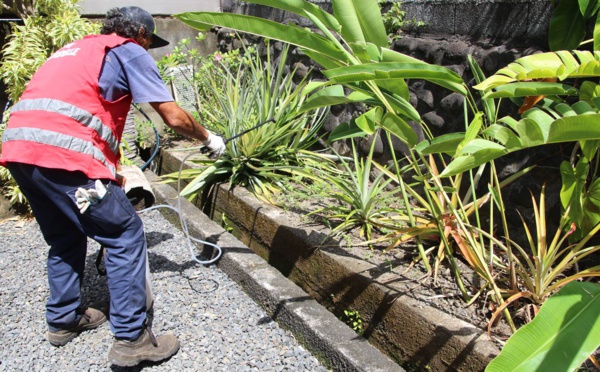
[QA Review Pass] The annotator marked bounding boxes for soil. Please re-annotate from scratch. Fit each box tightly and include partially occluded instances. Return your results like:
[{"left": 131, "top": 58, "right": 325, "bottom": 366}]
[{"left": 276, "top": 191, "right": 515, "bottom": 343}]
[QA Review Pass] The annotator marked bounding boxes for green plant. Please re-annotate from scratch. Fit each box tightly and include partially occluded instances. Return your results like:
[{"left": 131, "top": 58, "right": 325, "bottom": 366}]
[
  {"left": 485, "top": 185, "right": 600, "bottom": 330},
  {"left": 384, "top": 258, "right": 393, "bottom": 271},
  {"left": 379, "top": 0, "right": 424, "bottom": 41},
  {"left": 431, "top": 50, "right": 600, "bottom": 247},
  {"left": 548, "top": 0, "right": 600, "bottom": 51},
  {"left": 439, "top": 50, "right": 600, "bottom": 178},
  {"left": 0, "top": 166, "right": 30, "bottom": 213},
  {"left": 369, "top": 150, "right": 531, "bottom": 332},
  {"left": 221, "top": 213, "right": 233, "bottom": 233},
  {"left": 162, "top": 41, "right": 329, "bottom": 203},
  {"left": 560, "top": 156, "right": 600, "bottom": 242},
  {"left": 0, "top": 0, "right": 99, "bottom": 103},
  {"left": 133, "top": 118, "right": 156, "bottom": 150},
  {"left": 340, "top": 309, "right": 364, "bottom": 335},
  {"left": 309, "top": 134, "right": 398, "bottom": 241},
  {"left": 486, "top": 281, "right": 600, "bottom": 372},
  {"left": 175, "top": 0, "right": 466, "bottom": 149},
  {"left": 0, "top": 0, "right": 99, "bottom": 212}
]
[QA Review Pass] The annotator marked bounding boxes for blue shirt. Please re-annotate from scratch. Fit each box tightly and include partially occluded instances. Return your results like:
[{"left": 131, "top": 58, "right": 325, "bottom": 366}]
[{"left": 98, "top": 42, "right": 173, "bottom": 103}]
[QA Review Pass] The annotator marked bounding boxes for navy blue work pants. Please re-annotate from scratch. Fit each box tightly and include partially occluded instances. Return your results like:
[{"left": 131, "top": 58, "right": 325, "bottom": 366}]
[{"left": 6, "top": 162, "right": 147, "bottom": 340}]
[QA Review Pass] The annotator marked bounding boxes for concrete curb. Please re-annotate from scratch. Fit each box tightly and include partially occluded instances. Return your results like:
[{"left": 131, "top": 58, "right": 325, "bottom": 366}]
[{"left": 144, "top": 169, "right": 404, "bottom": 372}]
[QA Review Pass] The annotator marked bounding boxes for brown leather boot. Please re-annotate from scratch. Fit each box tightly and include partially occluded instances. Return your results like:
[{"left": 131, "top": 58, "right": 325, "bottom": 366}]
[
  {"left": 108, "top": 327, "right": 180, "bottom": 367},
  {"left": 47, "top": 301, "right": 109, "bottom": 346}
]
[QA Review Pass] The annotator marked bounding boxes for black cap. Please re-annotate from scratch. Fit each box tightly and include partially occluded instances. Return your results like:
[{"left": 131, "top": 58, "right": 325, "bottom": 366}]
[{"left": 118, "top": 6, "right": 169, "bottom": 49}]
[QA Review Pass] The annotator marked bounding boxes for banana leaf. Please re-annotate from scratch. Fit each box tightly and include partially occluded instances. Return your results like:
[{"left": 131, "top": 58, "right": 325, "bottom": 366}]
[
  {"left": 323, "top": 62, "right": 467, "bottom": 95},
  {"left": 174, "top": 12, "right": 351, "bottom": 65},
  {"left": 355, "top": 107, "right": 381, "bottom": 134},
  {"left": 486, "top": 281, "right": 600, "bottom": 372},
  {"left": 475, "top": 51, "right": 600, "bottom": 91},
  {"left": 382, "top": 111, "right": 418, "bottom": 146},
  {"left": 549, "top": 0, "right": 586, "bottom": 51},
  {"left": 416, "top": 132, "right": 465, "bottom": 156},
  {"left": 442, "top": 110, "right": 600, "bottom": 177},
  {"left": 349, "top": 41, "right": 383, "bottom": 63},
  {"left": 299, "top": 84, "right": 348, "bottom": 113},
  {"left": 580, "top": 81, "right": 600, "bottom": 102},
  {"left": 328, "top": 121, "right": 368, "bottom": 142},
  {"left": 468, "top": 55, "right": 497, "bottom": 121},
  {"left": 547, "top": 114, "right": 600, "bottom": 143},
  {"left": 440, "top": 149, "right": 508, "bottom": 178},
  {"left": 482, "top": 82, "right": 578, "bottom": 99},
  {"left": 243, "top": 0, "right": 341, "bottom": 33},
  {"left": 332, "top": 0, "right": 388, "bottom": 47}
]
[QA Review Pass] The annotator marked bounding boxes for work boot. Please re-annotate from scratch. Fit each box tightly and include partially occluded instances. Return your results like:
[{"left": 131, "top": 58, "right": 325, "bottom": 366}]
[
  {"left": 108, "top": 327, "right": 180, "bottom": 367},
  {"left": 47, "top": 301, "right": 109, "bottom": 346}
]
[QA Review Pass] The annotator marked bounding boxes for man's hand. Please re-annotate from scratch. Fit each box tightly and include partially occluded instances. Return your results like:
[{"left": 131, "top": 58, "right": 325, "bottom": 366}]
[
  {"left": 202, "top": 131, "right": 226, "bottom": 158},
  {"left": 116, "top": 173, "right": 127, "bottom": 187}
]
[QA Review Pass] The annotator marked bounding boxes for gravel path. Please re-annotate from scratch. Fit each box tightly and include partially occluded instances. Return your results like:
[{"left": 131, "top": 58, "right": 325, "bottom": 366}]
[{"left": 0, "top": 209, "right": 329, "bottom": 371}]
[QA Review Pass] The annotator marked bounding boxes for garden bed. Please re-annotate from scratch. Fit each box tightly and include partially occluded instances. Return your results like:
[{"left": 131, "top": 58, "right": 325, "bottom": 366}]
[{"left": 158, "top": 144, "right": 503, "bottom": 371}]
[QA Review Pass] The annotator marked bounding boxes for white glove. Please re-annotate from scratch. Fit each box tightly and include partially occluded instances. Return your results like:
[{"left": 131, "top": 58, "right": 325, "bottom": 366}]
[
  {"left": 202, "top": 131, "right": 226, "bottom": 158},
  {"left": 75, "top": 180, "right": 107, "bottom": 214}
]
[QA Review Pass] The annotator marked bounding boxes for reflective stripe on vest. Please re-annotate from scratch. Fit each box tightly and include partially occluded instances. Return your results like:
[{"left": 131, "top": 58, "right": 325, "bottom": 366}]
[
  {"left": 11, "top": 98, "right": 119, "bottom": 156},
  {"left": 2, "top": 127, "right": 117, "bottom": 177}
]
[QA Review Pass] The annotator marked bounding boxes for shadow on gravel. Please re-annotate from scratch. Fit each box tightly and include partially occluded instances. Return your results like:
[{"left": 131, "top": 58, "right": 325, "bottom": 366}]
[
  {"left": 80, "top": 230, "right": 226, "bottom": 303},
  {"left": 81, "top": 248, "right": 110, "bottom": 306},
  {"left": 145, "top": 231, "right": 174, "bottom": 248}
]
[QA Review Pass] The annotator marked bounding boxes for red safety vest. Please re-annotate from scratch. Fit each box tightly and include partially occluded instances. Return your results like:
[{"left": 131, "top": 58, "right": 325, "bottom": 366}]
[{"left": 0, "top": 34, "right": 135, "bottom": 181}]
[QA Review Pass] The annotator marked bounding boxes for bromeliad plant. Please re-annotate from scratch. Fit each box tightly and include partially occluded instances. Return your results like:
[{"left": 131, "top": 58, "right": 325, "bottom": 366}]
[
  {"left": 309, "top": 133, "right": 399, "bottom": 242},
  {"left": 485, "top": 185, "right": 600, "bottom": 331},
  {"left": 162, "top": 41, "right": 329, "bottom": 202}
]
